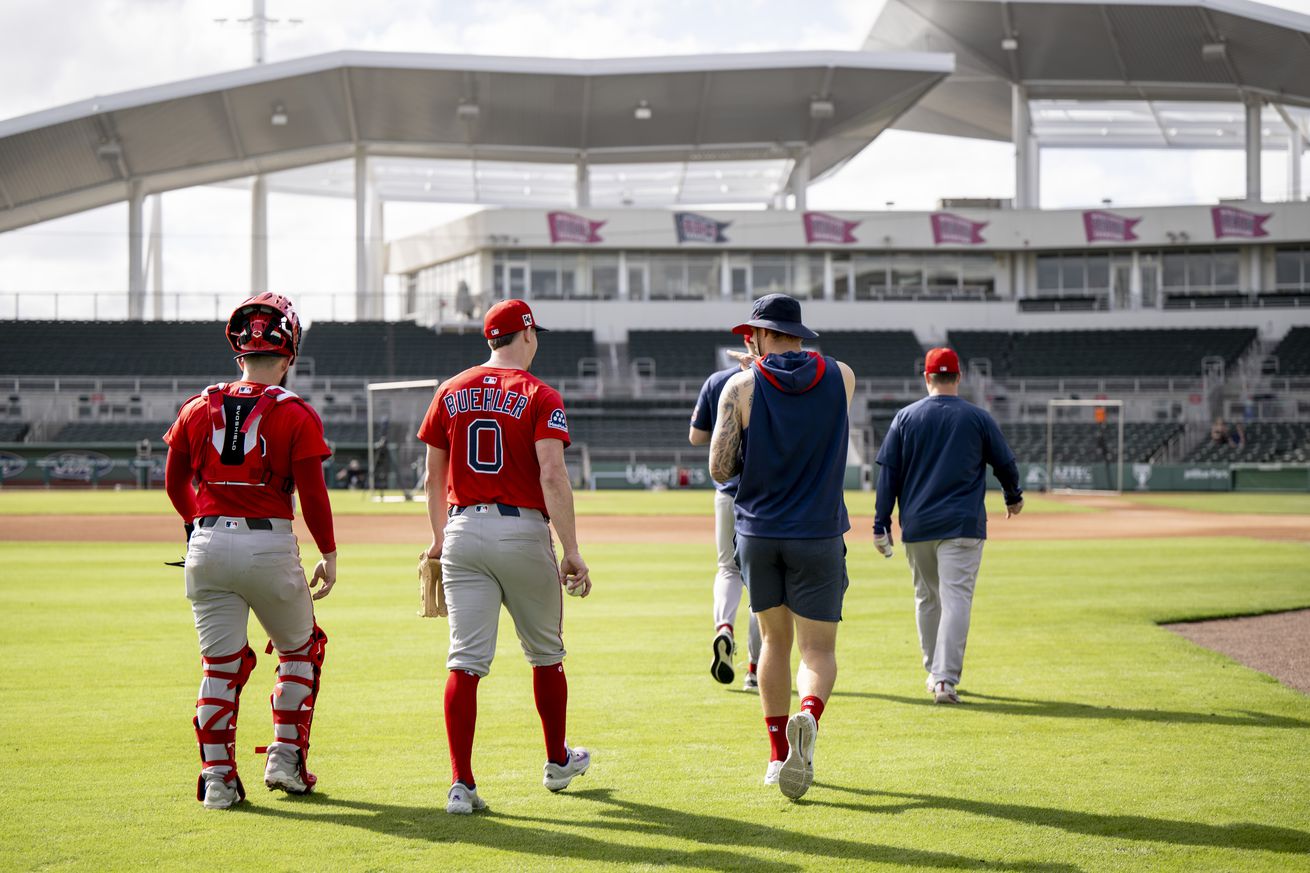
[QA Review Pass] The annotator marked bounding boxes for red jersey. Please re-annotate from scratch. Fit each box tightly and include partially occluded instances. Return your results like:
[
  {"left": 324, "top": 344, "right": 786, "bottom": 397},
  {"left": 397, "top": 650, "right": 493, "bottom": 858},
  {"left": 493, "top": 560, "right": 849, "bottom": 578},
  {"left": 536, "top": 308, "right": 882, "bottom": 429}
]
[
  {"left": 164, "top": 381, "right": 331, "bottom": 520},
  {"left": 417, "top": 366, "right": 570, "bottom": 513}
]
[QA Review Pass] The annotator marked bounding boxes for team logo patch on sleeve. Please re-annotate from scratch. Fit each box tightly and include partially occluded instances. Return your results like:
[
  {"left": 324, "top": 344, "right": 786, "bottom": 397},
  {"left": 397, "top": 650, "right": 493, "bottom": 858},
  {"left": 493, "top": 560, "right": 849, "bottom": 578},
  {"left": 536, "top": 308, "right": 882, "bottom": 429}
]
[{"left": 547, "top": 409, "right": 569, "bottom": 432}]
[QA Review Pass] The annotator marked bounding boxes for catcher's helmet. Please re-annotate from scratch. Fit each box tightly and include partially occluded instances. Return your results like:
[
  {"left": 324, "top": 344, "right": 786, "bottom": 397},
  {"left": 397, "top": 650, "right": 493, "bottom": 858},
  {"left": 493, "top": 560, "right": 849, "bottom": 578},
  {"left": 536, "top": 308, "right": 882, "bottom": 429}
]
[{"left": 226, "top": 293, "right": 301, "bottom": 361}]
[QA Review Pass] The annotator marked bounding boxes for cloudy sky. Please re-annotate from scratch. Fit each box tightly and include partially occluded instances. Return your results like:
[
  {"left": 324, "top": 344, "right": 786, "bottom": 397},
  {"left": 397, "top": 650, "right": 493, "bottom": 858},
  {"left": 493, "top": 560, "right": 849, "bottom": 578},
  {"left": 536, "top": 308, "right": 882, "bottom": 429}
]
[{"left": 1, "top": 0, "right": 1308, "bottom": 319}]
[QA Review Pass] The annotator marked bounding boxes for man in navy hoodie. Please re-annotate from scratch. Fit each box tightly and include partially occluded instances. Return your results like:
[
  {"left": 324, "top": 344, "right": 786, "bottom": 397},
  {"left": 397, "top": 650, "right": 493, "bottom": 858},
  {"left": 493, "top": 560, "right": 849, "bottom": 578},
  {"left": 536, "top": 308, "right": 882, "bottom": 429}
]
[
  {"left": 873, "top": 347, "right": 1024, "bottom": 705},
  {"left": 709, "top": 294, "right": 855, "bottom": 801}
]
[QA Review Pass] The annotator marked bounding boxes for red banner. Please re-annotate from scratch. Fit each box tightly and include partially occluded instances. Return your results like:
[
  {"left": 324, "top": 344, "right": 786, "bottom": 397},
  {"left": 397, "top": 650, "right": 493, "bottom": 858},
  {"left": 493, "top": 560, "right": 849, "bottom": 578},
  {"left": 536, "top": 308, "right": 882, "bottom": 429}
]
[
  {"left": 1082, "top": 210, "right": 1141, "bottom": 242},
  {"left": 930, "top": 212, "right": 987, "bottom": 245},
  {"left": 802, "top": 212, "right": 860, "bottom": 244},
  {"left": 1211, "top": 205, "right": 1271, "bottom": 239},
  {"left": 547, "top": 211, "right": 605, "bottom": 244}
]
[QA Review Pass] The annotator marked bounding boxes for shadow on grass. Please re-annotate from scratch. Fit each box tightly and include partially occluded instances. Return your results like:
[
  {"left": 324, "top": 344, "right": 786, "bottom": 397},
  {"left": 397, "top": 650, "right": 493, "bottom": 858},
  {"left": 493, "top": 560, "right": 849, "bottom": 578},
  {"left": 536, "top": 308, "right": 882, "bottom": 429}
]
[
  {"left": 236, "top": 786, "right": 1080, "bottom": 872},
  {"left": 833, "top": 689, "right": 1310, "bottom": 729},
  {"left": 809, "top": 785, "right": 1310, "bottom": 855}
]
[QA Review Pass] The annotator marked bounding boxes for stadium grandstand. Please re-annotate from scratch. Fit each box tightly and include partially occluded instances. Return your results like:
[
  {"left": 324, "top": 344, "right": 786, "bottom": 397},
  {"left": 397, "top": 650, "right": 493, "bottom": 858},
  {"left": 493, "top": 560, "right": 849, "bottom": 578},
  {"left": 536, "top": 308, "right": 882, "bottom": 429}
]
[{"left": 2, "top": 0, "right": 1309, "bottom": 492}]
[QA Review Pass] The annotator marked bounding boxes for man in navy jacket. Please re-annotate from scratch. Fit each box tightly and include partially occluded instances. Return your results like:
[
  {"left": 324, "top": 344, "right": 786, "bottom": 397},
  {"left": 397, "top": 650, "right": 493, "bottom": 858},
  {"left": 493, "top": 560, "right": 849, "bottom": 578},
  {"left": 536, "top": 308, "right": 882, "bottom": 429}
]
[{"left": 874, "top": 348, "right": 1024, "bottom": 704}]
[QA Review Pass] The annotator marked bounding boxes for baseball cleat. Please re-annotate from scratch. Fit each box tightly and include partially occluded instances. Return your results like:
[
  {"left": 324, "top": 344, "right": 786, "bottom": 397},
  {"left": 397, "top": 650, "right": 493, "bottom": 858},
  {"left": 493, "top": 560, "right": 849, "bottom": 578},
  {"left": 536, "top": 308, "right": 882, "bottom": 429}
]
[
  {"left": 778, "top": 711, "right": 816, "bottom": 800},
  {"left": 264, "top": 748, "right": 315, "bottom": 794},
  {"left": 446, "top": 781, "right": 487, "bottom": 815},
  {"left": 742, "top": 670, "right": 759, "bottom": 692},
  {"left": 764, "top": 760, "right": 783, "bottom": 785},
  {"left": 710, "top": 628, "right": 736, "bottom": 685},
  {"left": 199, "top": 771, "right": 244, "bottom": 810},
  {"left": 933, "top": 681, "right": 960, "bottom": 704},
  {"left": 543, "top": 746, "right": 591, "bottom": 792}
]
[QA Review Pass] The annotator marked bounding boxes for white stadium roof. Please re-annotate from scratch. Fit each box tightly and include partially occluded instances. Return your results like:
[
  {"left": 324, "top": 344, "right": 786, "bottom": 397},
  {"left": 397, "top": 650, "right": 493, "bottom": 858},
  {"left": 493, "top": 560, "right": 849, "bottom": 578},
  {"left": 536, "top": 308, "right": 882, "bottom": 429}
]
[
  {"left": 865, "top": 0, "right": 1310, "bottom": 145},
  {"left": 0, "top": 50, "right": 952, "bottom": 232}
]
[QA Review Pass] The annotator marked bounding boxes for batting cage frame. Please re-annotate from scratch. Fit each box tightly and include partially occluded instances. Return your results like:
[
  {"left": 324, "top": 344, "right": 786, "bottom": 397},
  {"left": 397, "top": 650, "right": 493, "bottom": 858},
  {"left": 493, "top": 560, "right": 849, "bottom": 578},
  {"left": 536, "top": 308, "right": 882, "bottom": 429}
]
[
  {"left": 366, "top": 378, "right": 440, "bottom": 498},
  {"left": 1045, "top": 398, "right": 1125, "bottom": 494}
]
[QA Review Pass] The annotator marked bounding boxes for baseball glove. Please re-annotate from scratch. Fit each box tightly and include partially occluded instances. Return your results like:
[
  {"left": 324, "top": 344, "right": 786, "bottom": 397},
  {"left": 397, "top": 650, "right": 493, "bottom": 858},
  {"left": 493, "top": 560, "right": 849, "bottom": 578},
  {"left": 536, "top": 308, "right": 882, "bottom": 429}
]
[{"left": 418, "top": 553, "right": 447, "bottom": 618}]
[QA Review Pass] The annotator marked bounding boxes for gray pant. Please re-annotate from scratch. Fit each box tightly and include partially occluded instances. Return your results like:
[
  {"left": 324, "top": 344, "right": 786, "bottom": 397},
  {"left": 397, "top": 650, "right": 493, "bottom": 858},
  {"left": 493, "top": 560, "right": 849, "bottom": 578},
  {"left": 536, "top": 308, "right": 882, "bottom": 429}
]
[
  {"left": 904, "top": 538, "right": 985, "bottom": 687},
  {"left": 185, "top": 517, "right": 314, "bottom": 657},
  {"left": 713, "top": 490, "right": 761, "bottom": 664},
  {"left": 441, "top": 506, "right": 565, "bottom": 677}
]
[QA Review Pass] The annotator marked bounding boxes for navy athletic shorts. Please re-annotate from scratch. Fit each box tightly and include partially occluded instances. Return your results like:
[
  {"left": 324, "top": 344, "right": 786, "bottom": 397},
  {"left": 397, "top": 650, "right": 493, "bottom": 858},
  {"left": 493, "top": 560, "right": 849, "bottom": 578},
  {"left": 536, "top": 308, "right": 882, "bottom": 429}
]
[{"left": 736, "top": 533, "right": 848, "bottom": 622}]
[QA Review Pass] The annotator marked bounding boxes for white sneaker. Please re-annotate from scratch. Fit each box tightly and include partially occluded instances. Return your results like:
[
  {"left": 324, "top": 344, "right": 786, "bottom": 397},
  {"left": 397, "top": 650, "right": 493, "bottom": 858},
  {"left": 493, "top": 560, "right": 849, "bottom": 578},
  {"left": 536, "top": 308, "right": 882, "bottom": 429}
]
[
  {"left": 543, "top": 746, "right": 591, "bottom": 792},
  {"left": 742, "top": 671, "right": 759, "bottom": 692},
  {"left": 764, "top": 760, "right": 783, "bottom": 785},
  {"left": 200, "top": 771, "right": 243, "bottom": 810},
  {"left": 933, "top": 681, "right": 960, "bottom": 704},
  {"left": 710, "top": 629, "right": 735, "bottom": 685},
  {"left": 925, "top": 675, "right": 936, "bottom": 695},
  {"left": 264, "top": 747, "right": 313, "bottom": 794},
  {"left": 778, "top": 712, "right": 816, "bottom": 800},
  {"left": 446, "top": 781, "right": 487, "bottom": 814}
]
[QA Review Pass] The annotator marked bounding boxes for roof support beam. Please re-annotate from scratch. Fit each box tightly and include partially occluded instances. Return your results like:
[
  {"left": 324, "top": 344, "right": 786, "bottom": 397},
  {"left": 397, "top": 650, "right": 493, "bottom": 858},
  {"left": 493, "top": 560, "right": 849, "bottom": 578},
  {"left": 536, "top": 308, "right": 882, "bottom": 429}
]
[
  {"left": 1273, "top": 103, "right": 1305, "bottom": 200},
  {"left": 1245, "top": 99, "right": 1262, "bottom": 202},
  {"left": 251, "top": 174, "right": 268, "bottom": 294},
  {"left": 1012, "top": 83, "right": 1039, "bottom": 209},
  {"left": 340, "top": 68, "right": 360, "bottom": 144},
  {"left": 127, "top": 179, "right": 145, "bottom": 321}
]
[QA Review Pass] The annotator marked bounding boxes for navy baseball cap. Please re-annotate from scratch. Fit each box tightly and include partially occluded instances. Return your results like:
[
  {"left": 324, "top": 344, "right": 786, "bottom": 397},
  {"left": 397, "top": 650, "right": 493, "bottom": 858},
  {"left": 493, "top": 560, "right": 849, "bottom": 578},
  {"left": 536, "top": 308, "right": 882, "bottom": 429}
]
[{"left": 731, "top": 293, "right": 819, "bottom": 340}]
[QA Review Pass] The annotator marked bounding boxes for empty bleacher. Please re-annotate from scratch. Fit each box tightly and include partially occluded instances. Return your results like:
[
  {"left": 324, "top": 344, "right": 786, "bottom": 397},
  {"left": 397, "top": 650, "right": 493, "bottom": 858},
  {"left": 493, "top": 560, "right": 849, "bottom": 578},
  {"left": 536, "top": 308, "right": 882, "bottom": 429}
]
[
  {"left": 568, "top": 412, "right": 693, "bottom": 452},
  {"left": 299, "top": 322, "right": 596, "bottom": 381},
  {"left": 948, "top": 328, "right": 1257, "bottom": 379},
  {"left": 1272, "top": 327, "right": 1310, "bottom": 375},
  {"left": 627, "top": 329, "right": 925, "bottom": 380},
  {"left": 1186, "top": 422, "right": 1310, "bottom": 464},
  {"left": 53, "top": 422, "right": 169, "bottom": 443},
  {"left": 0, "top": 422, "right": 29, "bottom": 441},
  {"left": 0, "top": 321, "right": 233, "bottom": 376},
  {"left": 996, "top": 421, "right": 1182, "bottom": 464}
]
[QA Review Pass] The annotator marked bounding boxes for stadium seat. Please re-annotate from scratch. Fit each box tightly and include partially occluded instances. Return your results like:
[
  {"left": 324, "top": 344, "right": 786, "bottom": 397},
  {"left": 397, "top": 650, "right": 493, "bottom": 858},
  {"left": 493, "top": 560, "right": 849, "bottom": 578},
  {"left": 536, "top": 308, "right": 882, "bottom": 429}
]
[
  {"left": 0, "top": 321, "right": 232, "bottom": 377},
  {"left": 947, "top": 328, "right": 1257, "bottom": 379},
  {"left": 1271, "top": 327, "right": 1310, "bottom": 375}
]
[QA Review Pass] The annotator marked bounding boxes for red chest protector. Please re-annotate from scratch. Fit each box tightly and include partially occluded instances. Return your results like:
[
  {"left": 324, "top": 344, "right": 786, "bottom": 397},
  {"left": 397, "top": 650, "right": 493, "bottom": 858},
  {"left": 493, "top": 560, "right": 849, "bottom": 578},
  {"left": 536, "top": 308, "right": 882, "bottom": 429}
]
[{"left": 196, "top": 383, "right": 304, "bottom": 492}]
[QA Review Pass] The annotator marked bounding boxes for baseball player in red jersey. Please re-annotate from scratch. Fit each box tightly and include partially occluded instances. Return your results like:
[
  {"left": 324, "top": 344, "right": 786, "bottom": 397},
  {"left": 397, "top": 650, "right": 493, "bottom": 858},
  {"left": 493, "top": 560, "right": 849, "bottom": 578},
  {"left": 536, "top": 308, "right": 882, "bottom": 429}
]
[
  {"left": 417, "top": 298, "right": 592, "bottom": 815},
  {"left": 164, "top": 293, "right": 337, "bottom": 810}
]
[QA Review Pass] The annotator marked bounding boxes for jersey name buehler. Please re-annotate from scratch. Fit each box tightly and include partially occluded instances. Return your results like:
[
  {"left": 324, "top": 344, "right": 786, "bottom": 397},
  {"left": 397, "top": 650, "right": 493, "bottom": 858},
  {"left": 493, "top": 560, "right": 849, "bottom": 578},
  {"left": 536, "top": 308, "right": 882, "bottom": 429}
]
[{"left": 444, "top": 387, "right": 529, "bottom": 420}]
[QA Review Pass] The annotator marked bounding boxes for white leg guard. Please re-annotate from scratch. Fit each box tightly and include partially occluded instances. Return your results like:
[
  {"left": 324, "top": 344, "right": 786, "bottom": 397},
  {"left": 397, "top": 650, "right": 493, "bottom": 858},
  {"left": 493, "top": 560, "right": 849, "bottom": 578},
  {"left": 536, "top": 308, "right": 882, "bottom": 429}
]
[
  {"left": 194, "top": 645, "right": 257, "bottom": 803},
  {"left": 257, "top": 624, "right": 327, "bottom": 794}
]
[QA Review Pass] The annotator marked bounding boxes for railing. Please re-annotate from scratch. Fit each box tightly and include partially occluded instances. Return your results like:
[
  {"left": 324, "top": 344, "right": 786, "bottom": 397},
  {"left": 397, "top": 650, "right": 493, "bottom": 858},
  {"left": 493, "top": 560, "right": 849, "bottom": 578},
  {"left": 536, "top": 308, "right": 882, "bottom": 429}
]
[{"left": 0, "top": 292, "right": 407, "bottom": 323}]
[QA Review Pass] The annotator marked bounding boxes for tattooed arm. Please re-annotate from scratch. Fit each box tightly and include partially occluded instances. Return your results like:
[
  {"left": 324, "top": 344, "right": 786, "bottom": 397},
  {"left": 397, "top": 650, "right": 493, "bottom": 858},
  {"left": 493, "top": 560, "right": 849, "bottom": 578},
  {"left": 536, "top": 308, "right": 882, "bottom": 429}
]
[{"left": 709, "top": 371, "right": 753, "bottom": 482}]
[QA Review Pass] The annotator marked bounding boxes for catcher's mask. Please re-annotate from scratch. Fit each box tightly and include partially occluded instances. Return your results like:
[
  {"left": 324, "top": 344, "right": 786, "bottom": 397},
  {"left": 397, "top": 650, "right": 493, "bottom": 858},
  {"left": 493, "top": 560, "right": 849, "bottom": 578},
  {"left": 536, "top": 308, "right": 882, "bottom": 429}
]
[{"left": 226, "top": 293, "right": 301, "bottom": 363}]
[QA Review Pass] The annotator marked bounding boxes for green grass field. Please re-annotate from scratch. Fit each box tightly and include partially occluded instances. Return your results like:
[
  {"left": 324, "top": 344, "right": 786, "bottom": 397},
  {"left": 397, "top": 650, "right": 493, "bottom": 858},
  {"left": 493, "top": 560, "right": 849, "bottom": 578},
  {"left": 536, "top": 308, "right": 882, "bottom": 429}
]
[
  {"left": 1, "top": 497, "right": 1308, "bottom": 871},
  {"left": 0, "top": 489, "right": 1093, "bottom": 517},
  {"left": 1122, "top": 492, "right": 1310, "bottom": 515}
]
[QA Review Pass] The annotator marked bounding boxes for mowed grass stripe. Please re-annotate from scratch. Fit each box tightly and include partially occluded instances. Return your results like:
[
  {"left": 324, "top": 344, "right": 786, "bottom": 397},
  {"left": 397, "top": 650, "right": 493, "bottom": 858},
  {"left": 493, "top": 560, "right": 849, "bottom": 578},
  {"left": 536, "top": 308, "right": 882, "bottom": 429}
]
[{"left": 0, "top": 537, "right": 1307, "bottom": 872}]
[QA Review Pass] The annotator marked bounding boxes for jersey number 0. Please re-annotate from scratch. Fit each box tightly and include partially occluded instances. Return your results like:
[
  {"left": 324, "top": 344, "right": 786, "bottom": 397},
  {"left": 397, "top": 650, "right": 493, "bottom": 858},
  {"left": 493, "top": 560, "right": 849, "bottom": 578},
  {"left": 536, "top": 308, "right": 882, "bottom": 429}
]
[{"left": 467, "top": 419, "right": 503, "bottom": 473}]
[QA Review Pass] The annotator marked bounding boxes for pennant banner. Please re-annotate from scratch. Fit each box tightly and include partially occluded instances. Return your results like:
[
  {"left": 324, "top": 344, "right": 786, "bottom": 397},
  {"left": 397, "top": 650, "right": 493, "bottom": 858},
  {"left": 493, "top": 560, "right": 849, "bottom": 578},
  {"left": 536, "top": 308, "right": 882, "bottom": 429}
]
[
  {"left": 803, "top": 211, "right": 860, "bottom": 244},
  {"left": 930, "top": 212, "right": 988, "bottom": 245},
  {"left": 1211, "top": 205, "right": 1271, "bottom": 239},
  {"left": 673, "top": 212, "right": 731, "bottom": 243},
  {"left": 547, "top": 211, "right": 605, "bottom": 244},
  {"left": 1082, "top": 210, "right": 1141, "bottom": 242}
]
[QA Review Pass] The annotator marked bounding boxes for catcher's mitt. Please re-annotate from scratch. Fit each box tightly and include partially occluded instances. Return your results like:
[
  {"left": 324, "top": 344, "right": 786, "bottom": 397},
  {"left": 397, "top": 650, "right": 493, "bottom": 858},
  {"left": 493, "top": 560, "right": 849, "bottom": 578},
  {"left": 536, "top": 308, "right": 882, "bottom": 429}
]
[{"left": 418, "top": 553, "right": 447, "bottom": 618}]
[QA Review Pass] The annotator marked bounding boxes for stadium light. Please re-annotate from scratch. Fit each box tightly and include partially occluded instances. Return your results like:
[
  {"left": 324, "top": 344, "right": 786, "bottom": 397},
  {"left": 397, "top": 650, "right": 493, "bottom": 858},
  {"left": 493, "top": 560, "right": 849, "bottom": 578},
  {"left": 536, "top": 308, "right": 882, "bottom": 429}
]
[
  {"left": 1202, "top": 41, "right": 1228, "bottom": 62},
  {"left": 270, "top": 103, "right": 289, "bottom": 126},
  {"left": 456, "top": 102, "right": 480, "bottom": 122},
  {"left": 95, "top": 140, "right": 122, "bottom": 159},
  {"left": 1001, "top": 37, "right": 1019, "bottom": 52},
  {"left": 634, "top": 100, "right": 653, "bottom": 121},
  {"left": 809, "top": 98, "right": 835, "bottom": 119}
]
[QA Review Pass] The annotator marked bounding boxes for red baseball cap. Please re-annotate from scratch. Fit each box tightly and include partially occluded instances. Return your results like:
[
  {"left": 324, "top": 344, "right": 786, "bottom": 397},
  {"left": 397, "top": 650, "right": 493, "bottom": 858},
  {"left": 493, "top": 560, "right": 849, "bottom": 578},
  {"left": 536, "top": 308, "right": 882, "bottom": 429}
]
[
  {"left": 483, "top": 299, "right": 548, "bottom": 339},
  {"left": 925, "top": 347, "right": 960, "bottom": 375}
]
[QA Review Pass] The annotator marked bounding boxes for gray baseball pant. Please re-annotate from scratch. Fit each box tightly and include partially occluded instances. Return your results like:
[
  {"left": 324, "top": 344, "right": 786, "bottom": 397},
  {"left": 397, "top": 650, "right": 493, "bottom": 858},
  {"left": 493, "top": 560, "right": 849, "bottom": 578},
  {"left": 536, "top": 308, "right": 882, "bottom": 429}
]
[
  {"left": 441, "top": 505, "right": 565, "bottom": 677},
  {"left": 713, "top": 490, "right": 761, "bottom": 664},
  {"left": 903, "top": 538, "right": 985, "bottom": 687}
]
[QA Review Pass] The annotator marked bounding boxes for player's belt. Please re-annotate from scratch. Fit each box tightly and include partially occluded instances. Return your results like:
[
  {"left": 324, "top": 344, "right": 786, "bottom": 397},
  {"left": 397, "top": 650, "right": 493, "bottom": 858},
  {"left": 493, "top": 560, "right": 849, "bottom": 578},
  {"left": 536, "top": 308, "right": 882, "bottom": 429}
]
[
  {"left": 198, "top": 516, "right": 275, "bottom": 530},
  {"left": 448, "top": 503, "right": 533, "bottom": 518}
]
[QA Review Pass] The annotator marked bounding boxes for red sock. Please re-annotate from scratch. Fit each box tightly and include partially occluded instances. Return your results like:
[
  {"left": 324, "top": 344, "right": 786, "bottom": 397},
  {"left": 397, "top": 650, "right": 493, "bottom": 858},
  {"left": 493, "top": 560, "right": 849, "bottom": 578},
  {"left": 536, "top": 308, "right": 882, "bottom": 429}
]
[
  {"left": 533, "top": 663, "right": 569, "bottom": 766},
  {"left": 748, "top": 662, "right": 758, "bottom": 675},
  {"left": 716, "top": 623, "right": 733, "bottom": 635},
  {"left": 765, "top": 715, "right": 789, "bottom": 761},
  {"left": 801, "top": 695, "right": 825, "bottom": 725},
  {"left": 444, "top": 670, "right": 480, "bottom": 787}
]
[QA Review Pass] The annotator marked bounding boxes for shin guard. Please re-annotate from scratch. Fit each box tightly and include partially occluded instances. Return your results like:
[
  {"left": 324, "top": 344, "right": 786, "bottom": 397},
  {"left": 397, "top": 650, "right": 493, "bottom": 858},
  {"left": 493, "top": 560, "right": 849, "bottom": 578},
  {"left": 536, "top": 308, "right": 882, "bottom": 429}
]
[
  {"left": 194, "top": 645, "right": 257, "bottom": 802},
  {"left": 256, "top": 624, "right": 327, "bottom": 792}
]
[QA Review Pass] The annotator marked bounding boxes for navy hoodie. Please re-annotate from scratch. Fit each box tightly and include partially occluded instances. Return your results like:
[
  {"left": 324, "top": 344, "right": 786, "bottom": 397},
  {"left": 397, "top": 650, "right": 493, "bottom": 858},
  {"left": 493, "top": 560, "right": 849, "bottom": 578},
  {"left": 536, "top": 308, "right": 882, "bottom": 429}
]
[{"left": 735, "top": 351, "right": 850, "bottom": 539}]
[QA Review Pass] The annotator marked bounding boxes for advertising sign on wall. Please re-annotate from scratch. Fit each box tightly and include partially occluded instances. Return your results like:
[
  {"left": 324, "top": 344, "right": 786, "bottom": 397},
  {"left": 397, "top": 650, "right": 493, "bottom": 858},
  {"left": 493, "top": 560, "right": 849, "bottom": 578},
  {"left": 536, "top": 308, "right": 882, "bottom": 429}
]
[
  {"left": 547, "top": 211, "right": 605, "bottom": 244},
  {"left": 1211, "top": 205, "right": 1271, "bottom": 239},
  {"left": 802, "top": 211, "right": 860, "bottom": 244},
  {"left": 1082, "top": 210, "right": 1141, "bottom": 242},
  {"left": 930, "top": 212, "right": 987, "bottom": 245},
  {"left": 673, "top": 212, "right": 730, "bottom": 243}
]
